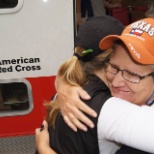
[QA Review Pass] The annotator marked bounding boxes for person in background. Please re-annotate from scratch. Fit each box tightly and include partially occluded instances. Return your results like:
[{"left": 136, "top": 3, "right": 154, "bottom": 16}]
[
  {"left": 35, "top": 17, "right": 154, "bottom": 154},
  {"left": 76, "top": 0, "right": 121, "bottom": 28},
  {"left": 91, "top": 0, "right": 121, "bottom": 16},
  {"left": 76, "top": 0, "right": 93, "bottom": 28}
]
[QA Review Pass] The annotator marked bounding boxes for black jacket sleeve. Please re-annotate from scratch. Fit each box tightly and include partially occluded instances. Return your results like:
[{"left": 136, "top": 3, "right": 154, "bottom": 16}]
[{"left": 115, "top": 145, "right": 151, "bottom": 154}]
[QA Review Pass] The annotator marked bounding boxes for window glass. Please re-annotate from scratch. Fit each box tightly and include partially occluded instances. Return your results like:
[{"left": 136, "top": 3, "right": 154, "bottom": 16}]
[
  {"left": 0, "top": 0, "right": 18, "bottom": 9},
  {"left": 0, "top": 80, "right": 33, "bottom": 117}
]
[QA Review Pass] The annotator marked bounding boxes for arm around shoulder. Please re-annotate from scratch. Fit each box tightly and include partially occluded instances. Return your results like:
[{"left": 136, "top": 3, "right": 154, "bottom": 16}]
[
  {"left": 98, "top": 97, "right": 154, "bottom": 153},
  {"left": 54, "top": 75, "right": 97, "bottom": 131}
]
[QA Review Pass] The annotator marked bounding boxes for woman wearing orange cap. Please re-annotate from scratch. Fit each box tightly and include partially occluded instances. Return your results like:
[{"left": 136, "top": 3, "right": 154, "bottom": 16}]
[
  {"left": 97, "top": 17, "right": 154, "bottom": 154},
  {"left": 35, "top": 17, "right": 154, "bottom": 154}
]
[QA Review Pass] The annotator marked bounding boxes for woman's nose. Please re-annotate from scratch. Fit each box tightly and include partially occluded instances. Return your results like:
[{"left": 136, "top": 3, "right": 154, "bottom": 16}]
[{"left": 111, "top": 71, "right": 125, "bottom": 87}]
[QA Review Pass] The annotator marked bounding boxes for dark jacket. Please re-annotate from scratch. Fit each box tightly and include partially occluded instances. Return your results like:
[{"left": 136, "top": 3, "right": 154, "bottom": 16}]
[
  {"left": 81, "top": 0, "right": 93, "bottom": 18},
  {"left": 48, "top": 75, "right": 111, "bottom": 154},
  {"left": 115, "top": 145, "right": 151, "bottom": 154}
]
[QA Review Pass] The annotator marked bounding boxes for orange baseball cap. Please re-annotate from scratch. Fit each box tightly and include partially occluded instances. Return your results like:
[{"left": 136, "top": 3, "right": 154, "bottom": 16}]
[{"left": 99, "top": 17, "right": 154, "bottom": 64}]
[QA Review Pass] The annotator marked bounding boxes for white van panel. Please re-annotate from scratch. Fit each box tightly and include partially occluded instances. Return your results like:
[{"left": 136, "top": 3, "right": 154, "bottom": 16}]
[{"left": 0, "top": 0, "right": 74, "bottom": 79}]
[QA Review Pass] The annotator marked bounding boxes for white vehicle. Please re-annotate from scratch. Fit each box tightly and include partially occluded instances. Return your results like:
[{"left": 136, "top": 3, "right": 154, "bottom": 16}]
[{"left": 0, "top": 0, "right": 75, "bottom": 153}]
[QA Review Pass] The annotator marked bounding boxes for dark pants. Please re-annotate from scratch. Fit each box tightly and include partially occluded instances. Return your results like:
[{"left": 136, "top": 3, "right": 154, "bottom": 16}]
[{"left": 81, "top": 0, "right": 94, "bottom": 18}]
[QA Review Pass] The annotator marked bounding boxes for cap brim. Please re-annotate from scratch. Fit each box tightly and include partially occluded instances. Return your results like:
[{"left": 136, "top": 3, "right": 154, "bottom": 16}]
[{"left": 99, "top": 35, "right": 154, "bottom": 64}]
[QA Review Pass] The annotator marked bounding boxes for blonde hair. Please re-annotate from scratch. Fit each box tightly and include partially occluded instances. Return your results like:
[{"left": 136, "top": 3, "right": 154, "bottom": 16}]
[{"left": 45, "top": 47, "right": 112, "bottom": 127}]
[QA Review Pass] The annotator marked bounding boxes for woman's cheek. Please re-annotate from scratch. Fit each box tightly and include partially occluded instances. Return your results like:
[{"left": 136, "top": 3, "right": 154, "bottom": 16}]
[{"left": 106, "top": 73, "right": 114, "bottom": 83}]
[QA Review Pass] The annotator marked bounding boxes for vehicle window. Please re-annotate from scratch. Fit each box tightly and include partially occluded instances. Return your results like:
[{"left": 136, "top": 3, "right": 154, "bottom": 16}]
[
  {"left": 0, "top": 0, "right": 23, "bottom": 14},
  {"left": 0, "top": 80, "right": 33, "bottom": 117},
  {"left": 0, "top": 0, "right": 18, "bottom": 9}
]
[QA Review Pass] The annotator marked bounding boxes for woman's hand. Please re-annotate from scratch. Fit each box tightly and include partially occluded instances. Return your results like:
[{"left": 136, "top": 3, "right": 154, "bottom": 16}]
[
  {"left": 35, "top": 120, "right": 57, "bottom": 154},
  {"left": 55, "top": 77, "right": 97, "bottom": 132}
]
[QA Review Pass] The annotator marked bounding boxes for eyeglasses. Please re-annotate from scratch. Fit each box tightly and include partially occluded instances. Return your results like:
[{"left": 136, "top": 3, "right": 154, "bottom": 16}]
[{"left": 106, "top": 61, "right": 153, "bottom": 83}]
